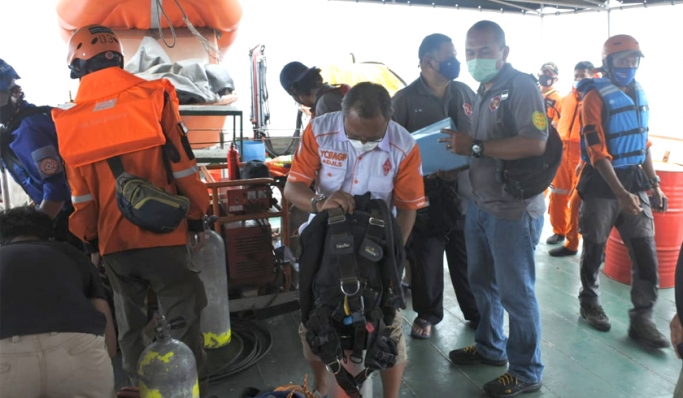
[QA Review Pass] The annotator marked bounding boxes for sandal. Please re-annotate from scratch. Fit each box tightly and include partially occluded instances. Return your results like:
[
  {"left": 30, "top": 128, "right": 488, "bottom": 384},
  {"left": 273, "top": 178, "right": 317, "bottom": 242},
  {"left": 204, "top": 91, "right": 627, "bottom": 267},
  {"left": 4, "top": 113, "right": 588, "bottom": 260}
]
[{"left": 410, "top": 318, "right": 432, "bottom": 339}]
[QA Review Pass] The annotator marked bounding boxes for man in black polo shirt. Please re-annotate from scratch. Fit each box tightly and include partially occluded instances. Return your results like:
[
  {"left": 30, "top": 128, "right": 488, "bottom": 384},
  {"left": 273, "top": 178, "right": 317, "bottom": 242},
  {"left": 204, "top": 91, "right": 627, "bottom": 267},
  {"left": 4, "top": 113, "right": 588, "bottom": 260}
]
[
  {"left": 392, "top": 33, "right": 480, "bottom": 339},
  {"left": 0, "top": 206, "right": 116, "bottom": 397}
]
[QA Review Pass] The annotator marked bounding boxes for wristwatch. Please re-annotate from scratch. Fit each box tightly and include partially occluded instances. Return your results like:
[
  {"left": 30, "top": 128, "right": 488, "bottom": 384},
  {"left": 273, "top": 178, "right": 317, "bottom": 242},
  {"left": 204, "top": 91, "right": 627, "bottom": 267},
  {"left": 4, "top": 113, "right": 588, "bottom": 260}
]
[
  {"left": 471, "top": 140, "right": 484, "bottom": 158},
  {"left": 311, "top": 194, "right": 327, "bottom": 213},
  {"left": 650, "top": 175, "right": 661, "bottom": 187}
]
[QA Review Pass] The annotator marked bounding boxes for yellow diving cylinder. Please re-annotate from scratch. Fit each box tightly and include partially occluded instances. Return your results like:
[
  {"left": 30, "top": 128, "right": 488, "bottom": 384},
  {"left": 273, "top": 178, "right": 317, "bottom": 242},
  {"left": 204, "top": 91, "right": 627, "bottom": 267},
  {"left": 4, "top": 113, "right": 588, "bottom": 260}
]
[
  {"left": 137, "top": 315, "right": 199, "bottom": 398},
  {"left": 192, "top": 215, "right": 231, "bottom": 349}
]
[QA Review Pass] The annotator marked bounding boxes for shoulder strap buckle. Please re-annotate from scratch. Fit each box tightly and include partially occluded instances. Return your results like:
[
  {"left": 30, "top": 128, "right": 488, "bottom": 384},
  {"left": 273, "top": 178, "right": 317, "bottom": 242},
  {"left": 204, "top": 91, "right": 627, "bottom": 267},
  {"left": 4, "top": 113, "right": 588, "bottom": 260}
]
[
  {"left": 368, "top": 217, "right": 385, "bottom": 227},
  {"left": 328, "top": 207, "right": 346, "bottom": 225}
]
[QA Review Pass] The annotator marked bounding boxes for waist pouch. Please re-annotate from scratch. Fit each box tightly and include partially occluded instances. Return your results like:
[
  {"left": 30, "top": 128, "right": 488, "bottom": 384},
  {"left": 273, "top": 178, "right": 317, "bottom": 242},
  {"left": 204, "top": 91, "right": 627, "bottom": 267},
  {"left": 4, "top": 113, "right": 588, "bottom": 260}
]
[
  {"left": 108, "top": 157, "right": 190, "bottom": 234},
  {"left": 414, "top": 178, "right": 461, "bottom": 236}
]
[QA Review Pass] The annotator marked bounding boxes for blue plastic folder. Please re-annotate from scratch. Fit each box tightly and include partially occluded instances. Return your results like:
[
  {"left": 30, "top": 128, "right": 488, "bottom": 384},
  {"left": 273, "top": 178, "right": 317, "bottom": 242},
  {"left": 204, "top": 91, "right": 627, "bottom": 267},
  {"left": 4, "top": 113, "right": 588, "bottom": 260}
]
[{"left": 411, "top": 118, "right": 470, "bottom": 175}]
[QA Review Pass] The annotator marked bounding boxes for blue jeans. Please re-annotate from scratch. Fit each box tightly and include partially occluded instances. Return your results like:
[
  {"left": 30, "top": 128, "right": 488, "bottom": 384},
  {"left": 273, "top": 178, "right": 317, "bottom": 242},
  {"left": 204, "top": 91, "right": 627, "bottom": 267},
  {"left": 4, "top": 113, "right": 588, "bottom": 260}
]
[{"left": 466, "top": 199, "right": 544, "bottom": 384}]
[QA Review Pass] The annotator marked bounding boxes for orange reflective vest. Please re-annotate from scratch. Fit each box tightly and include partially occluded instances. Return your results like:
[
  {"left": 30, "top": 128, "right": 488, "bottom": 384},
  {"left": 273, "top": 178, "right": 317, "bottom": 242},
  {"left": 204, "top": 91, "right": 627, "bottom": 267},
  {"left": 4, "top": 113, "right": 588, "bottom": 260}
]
[
  {"left": 557, "top": 89, "right": 582, "bottom": 143},
  {"left": 53, "top": 68, "right": 209, "bottom": 255},
  {"left": 543, "top": 89, "right": 563, "bottom": 126}
]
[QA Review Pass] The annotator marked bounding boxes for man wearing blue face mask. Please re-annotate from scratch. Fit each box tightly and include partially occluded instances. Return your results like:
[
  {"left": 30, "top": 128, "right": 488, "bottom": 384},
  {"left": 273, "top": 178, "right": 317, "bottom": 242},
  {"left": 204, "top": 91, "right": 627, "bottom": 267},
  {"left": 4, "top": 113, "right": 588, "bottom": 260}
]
[
  {"left": 574, "top": 35, "right": 669, "bottom": 349},
  {"left": 442, "top": 20, "right": 548, "bottom": 397},
  {"left": 392, "top": 33, "right": 479, "bottom": 340}
]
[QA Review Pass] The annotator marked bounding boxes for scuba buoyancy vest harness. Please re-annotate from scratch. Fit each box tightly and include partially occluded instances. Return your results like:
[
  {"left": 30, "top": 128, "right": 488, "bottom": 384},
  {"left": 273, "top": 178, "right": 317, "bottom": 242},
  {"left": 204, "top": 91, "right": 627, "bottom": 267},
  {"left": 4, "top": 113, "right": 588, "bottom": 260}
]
[
  {"left": 577, "top": 78, "right": 649, "bottom": 168},
  {"left": 298, "top": 194, "right": 406, "bottom": 398}
]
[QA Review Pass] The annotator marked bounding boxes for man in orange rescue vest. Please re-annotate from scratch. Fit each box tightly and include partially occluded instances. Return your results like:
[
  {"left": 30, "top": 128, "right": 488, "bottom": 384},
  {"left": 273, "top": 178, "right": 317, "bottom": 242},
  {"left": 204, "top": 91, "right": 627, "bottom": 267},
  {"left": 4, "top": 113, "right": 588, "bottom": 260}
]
[
  {"left": 548, "top": 61, "right": 595, "bottom": 257},
  {"left": 52, "top": 25, "right": 210, "bottom": 396},
  {"left": 538, "top": 62, "right": 564, "bottom": 242}
]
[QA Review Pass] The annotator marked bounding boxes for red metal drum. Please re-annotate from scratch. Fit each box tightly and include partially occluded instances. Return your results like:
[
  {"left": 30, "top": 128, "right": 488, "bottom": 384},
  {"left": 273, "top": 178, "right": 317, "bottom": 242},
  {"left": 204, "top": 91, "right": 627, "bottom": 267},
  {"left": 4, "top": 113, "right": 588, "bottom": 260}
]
[{"left": 604, "top": 162, "right": 683, "bottom": 288}]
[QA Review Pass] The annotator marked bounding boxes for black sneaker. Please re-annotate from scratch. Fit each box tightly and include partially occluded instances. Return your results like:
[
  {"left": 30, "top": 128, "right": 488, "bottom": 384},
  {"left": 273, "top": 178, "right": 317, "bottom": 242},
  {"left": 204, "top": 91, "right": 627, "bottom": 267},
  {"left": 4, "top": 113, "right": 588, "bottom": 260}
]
[
  {"left": 483, "top": 373, "right": 542, "bottom": 398},
  {"left": 546, "top": 234, "right": 565, "bottom": 245},
  {"left": 548, "top": 246, "right": 577, "bottom": 257},
  {"left": 449, "top": 345, "right": 508, "bottom": 366},
  {"left": 580, "top": 304, "right": 612, "bottom": 331},
  {"left": 628, "top": 322, "right": 670, "bottom": 349}
]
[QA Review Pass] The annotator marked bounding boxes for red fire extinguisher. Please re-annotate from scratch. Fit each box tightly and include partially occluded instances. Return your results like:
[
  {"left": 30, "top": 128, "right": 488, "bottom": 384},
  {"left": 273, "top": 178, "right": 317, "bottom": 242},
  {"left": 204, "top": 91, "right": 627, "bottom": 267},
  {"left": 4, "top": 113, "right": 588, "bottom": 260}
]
[{"left": 227, "top": 142, "right": 241, "bottom": 180}]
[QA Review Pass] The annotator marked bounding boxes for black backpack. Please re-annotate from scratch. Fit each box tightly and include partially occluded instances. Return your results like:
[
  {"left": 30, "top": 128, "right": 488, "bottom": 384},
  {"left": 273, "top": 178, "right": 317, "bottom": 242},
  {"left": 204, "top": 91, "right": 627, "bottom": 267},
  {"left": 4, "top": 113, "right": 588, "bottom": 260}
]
[
  {"left": 298, "top": 194, "right": 405, "bottom": 398},
  {"left": 499, "top": 74, "right": 563, "bottom": 200}
]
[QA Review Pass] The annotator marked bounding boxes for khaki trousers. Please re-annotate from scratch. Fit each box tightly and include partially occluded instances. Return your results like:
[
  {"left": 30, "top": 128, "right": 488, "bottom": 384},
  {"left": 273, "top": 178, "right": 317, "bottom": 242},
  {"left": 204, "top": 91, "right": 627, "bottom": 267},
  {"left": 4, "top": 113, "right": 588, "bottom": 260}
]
[{"left": 0, "top": 332, "right": 115, "bottom": 398}]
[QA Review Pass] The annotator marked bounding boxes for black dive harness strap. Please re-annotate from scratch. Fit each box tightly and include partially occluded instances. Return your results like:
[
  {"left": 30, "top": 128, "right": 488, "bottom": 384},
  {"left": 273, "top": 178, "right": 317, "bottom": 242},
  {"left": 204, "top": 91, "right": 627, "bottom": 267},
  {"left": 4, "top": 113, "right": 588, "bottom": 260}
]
[{"left": 317, "top": 205, "right": 392, "bottom": 398}]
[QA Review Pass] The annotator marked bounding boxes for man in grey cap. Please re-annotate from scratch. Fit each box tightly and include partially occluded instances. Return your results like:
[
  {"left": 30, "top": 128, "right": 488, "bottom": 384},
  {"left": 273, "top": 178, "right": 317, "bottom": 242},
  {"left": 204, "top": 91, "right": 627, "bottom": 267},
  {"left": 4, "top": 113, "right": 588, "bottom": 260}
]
[{"left": 280, "top": 61, "right": 350, "bottom": 118}]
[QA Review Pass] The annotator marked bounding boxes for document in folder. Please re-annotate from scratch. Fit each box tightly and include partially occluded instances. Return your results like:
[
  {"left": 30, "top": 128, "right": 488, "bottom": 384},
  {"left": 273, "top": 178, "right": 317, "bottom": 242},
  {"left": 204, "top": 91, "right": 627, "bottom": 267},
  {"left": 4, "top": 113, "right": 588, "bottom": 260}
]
[{"left": 412, "top": 118, "right": 470, "bottom": 175}]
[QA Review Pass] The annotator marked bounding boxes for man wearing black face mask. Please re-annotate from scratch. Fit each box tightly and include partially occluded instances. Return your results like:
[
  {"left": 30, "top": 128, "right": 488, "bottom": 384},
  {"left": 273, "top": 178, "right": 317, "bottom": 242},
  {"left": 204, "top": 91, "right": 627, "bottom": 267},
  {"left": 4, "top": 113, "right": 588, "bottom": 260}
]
[
  {"left": 392, "top": 33, "right": 479, "bottom": 340},
  {"left": 537, "top": 62, "right": 566, "bottom": 244},
  {"left": 0, "top": 59, "right": 75, "bottom": 247}
]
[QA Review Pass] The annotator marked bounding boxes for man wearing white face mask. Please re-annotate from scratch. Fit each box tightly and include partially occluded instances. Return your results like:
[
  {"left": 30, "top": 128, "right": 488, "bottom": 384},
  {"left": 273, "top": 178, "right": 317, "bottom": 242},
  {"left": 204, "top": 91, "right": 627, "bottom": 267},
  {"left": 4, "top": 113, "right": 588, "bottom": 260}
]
[
  {"left": 284, "top": 82, "right": 426, "bottom": 398},
  {"left": 442, "top": 20, "right": 548, "bottom": 398}
]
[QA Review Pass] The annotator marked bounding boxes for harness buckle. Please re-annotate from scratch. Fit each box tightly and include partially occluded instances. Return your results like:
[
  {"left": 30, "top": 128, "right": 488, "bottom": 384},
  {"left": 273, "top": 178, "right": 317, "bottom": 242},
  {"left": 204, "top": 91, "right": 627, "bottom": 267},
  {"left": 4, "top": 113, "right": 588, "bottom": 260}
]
[
  {"left": 325, "top": 359, "right": 342, "bottom": 375},
  {"left": 340, "top": 278, "right": 361, "bottom": 296},
  {"left": 328, "top": 214, "right": 346, "bottom": 224},
  {"left": 368, "top": 217, "right": 385, "bottom": 227}
]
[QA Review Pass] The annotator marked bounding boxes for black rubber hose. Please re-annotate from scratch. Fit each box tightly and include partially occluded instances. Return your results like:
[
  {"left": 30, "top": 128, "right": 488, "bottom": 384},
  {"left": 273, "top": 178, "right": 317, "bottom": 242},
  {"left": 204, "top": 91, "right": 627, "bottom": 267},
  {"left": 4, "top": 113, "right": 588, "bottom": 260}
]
[{"left": 207, "top": 318, "right": 273, "bottom": 382}]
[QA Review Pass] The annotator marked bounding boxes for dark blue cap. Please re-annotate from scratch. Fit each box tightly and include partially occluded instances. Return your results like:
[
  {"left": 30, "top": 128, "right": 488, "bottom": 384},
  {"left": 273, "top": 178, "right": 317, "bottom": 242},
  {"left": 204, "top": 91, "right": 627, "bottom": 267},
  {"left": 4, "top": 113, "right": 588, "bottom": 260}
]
[
  {"left": 280, "top": 61, "right": 314, "bottom": 94},
  {"left": 0, "top": 59, "right": 20, "bottom": 91}
]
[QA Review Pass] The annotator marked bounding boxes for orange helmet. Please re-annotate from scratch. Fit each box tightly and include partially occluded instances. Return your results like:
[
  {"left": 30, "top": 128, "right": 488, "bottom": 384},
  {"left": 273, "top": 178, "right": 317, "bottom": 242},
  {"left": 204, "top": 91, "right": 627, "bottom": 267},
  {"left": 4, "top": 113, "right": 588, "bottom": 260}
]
[
  {"left": 67, "top": 25, "right": 123, "bottom": 78},
  {"left": 602, "top": 34, "right": 644, "bottom": 61}
]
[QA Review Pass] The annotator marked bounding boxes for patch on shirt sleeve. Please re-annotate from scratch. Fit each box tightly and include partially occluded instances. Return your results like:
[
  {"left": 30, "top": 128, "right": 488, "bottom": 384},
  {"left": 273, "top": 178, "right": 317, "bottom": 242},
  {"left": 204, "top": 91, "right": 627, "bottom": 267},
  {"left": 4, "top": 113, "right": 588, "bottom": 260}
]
[
  {"left": 463, "top": 103, "right": 473, "bottom": 116},
  {"left": 39, "top": 157, "right": 60, "bottom": 176},
  {"left": 586, "top": 132, "right": 601, "bottom": 146},
  {"left": 532, "top": 111, "right": 548, "bottom": 131},
  {"left": 31, "top": 145, "right": 64, "bottom": 178}
]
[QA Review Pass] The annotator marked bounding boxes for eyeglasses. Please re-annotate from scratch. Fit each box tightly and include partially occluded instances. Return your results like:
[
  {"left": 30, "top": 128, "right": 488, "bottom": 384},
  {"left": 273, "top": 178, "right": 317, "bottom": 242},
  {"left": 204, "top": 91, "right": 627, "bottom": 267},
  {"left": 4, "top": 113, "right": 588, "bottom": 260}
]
[{"left": 344, "top": 120, "right": 388, "bottom": 143}]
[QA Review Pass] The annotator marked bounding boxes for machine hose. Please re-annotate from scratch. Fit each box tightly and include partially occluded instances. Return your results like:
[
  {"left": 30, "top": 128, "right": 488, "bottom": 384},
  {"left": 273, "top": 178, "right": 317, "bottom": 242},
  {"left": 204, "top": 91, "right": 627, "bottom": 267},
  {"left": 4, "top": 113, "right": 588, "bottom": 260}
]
[{"left": 206, "top": 317, "right": 273, "bottom": 382}]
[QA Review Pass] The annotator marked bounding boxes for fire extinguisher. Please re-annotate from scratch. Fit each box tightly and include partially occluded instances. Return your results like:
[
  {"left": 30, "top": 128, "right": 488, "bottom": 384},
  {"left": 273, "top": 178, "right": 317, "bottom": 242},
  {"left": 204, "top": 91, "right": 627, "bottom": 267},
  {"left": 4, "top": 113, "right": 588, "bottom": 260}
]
[{"left": 228, "top": 142, "right": 241, "bottom": 180}]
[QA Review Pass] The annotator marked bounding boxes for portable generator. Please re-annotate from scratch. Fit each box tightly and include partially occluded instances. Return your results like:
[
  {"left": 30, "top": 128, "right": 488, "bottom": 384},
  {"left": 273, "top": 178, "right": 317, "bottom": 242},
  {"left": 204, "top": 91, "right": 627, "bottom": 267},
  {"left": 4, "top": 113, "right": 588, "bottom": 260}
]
[{"left": 223, "top": 219, "right": 273, "bottom": 288}]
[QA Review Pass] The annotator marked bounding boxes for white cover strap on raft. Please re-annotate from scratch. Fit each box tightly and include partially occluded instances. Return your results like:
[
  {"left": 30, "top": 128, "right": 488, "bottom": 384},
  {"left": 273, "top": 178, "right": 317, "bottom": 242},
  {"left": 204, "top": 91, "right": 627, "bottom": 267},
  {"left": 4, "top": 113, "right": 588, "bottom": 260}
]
[{"left": 151, "top": 0, "right": 161, "bottom": 30}]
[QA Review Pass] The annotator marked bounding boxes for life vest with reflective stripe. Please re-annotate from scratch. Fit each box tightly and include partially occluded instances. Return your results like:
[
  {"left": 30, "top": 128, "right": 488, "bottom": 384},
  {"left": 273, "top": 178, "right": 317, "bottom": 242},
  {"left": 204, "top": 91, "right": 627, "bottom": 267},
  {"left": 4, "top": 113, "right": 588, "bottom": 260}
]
[
  {"left": 52, "top": 79, "right": 169, "bottom": 167},
  {"left": 578, "top": 78, "right": 649, "bottom": 168}
]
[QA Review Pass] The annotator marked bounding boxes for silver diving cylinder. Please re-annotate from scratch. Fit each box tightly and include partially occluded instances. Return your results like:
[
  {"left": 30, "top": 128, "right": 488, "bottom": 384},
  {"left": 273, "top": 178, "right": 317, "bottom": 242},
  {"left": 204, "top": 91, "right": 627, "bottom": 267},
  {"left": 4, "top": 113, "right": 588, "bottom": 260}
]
[
  {"left": 137, "top": 315, "right": 200, "bottom": 398},
  {"left": 192, "top": 215, "right": 231, "bottom": 349}
]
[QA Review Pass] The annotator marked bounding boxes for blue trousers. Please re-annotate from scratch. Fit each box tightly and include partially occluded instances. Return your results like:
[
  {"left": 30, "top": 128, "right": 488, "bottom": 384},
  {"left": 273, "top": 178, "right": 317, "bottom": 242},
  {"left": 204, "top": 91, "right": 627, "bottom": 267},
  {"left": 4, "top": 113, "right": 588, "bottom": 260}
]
[{"left": 466, "top": 199, "right": 544, "bottom": 384}]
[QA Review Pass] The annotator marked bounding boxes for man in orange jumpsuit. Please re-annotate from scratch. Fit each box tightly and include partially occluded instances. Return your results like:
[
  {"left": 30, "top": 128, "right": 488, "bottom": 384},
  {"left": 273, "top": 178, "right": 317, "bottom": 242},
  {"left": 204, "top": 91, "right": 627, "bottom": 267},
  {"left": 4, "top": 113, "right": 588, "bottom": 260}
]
[
  {"left": 548, "top": 61, "right": 595, "bottom": 257},
  {"left": 538, "top": 62, "right": 565, "bottom": 244},
  {"left": 52, "top": 25, "right": 211, "bottom": 396}
]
